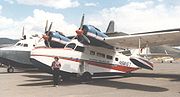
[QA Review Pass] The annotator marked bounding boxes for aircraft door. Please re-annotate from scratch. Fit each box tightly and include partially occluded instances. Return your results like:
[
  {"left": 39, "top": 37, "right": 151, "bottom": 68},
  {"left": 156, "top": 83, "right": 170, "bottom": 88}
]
[{"left": 79, "top": 60, "right": 85, "bottom": 74}]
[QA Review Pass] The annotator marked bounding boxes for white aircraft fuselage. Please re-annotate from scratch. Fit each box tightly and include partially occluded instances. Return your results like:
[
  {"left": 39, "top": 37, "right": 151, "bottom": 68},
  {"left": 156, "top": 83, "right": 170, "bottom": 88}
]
[
  {"left": 30, "top": 40, "right": 153, "bottom": 75},
  {"left": 0, "top": 36, "right": 42, "bottom": 72}
]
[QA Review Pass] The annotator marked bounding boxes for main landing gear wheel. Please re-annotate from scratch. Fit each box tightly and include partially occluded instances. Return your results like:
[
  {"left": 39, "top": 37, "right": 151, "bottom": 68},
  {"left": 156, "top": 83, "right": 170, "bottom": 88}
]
[
  {"left": 80, "top": 72, "right": 92, "bottom": 82},
  {"left": 7, "top": 66, "right": 15, "bottom": 73}
]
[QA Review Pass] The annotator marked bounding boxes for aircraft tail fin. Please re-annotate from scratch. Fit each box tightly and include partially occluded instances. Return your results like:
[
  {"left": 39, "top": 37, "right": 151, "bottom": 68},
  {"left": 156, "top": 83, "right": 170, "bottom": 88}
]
[{"left": 106, "top": 20, "right": 114, "bottom": 33}]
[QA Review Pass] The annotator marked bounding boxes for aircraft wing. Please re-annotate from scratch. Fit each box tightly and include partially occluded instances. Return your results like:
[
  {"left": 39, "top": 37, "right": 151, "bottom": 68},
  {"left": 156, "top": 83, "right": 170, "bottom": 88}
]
[{"left": 104, "top": 29, "right": 180, "bottom": 48}]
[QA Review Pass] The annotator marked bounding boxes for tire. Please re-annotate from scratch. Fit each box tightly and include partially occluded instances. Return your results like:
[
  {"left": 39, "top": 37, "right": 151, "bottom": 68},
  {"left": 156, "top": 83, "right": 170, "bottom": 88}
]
[
  {"left": 7, "top": 67, "right": 14, "bottom": 73},
  {"left": 81, "top": 72, "right": 92, "bottom": 82}
]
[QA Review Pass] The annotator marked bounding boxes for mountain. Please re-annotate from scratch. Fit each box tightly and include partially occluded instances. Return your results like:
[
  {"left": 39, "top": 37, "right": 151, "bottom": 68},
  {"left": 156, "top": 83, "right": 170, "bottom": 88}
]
[
  {"left": 150, "top": 45, "right": 180, "bottom": 58},
  {"left": 0, "top": 38, "right": 18, "bottom": 45}
]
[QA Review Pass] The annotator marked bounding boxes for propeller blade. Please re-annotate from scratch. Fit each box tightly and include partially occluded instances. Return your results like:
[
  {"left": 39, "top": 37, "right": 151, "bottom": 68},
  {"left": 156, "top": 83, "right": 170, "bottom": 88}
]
[
  {"left": 45, "top": 20, "right": 48, "bottom": 33},
  {"left": 44, "top": 40, "right": 51, "bottom": 47},
  {"left": 79, "top": 14, "right": 84, "bottom": 30},
  {"left": 82, "top": 34, "right": 90, "bottom": 44},
  {"left": 46, "top": 22, "right": 53, "bottom": 36},
  {"left": 48, "top": 22, "right": 53, "bottom": 32}
]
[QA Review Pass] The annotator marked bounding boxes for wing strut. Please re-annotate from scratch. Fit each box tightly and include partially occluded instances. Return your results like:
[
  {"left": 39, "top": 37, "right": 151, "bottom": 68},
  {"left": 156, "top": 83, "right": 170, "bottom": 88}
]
[{"left": 138, "top": 38, "right": 141, "bottom": 55}]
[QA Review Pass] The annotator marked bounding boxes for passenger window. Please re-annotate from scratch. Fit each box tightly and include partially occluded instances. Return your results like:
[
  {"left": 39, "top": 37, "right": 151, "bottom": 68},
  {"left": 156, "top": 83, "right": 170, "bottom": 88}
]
[
  {"left": 66, "top": 43, "right": 76, "bottom": 49},
  {"left": 90, "top": 51, "right": 95, "bottom": 55},
  {"left": 97, "top": 53, "right": 105, "bottom": 58},
  {"left": 106, "top": 55, "right": 113, "bottom": 60},
  {"left": 115, "top": 57, "right": 119, "bottom": 61},
  {"left": 23, "top": 44, "right": 28, "bottom": 47},
  {"left": 75, "top": 46, "right": 85, "bottom": 52}
]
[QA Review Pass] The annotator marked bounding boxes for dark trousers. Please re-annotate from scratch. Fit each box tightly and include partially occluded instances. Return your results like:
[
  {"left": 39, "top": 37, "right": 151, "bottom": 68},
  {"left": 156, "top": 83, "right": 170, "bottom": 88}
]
[{"left": 52, "top": 68, "right": 60, "bottom": 85}]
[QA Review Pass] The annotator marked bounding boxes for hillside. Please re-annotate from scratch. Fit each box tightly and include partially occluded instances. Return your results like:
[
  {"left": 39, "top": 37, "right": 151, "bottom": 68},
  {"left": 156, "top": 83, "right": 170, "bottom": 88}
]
[
  {"left": 0, "top": 38, "right": 18, "bottom": 45},
  {"left": 150, "top": 45, "right": 180, "bottom": 58}
]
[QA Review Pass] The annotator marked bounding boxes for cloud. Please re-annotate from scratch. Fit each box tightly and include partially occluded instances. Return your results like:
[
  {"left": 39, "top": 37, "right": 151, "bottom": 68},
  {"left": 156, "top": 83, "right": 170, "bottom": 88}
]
[
  {"left": 86, "top": 1, "right": 180, "bottom": 34},
  {"left": 0, "top": 9, "right": 78, "bottom": 39},
  {"left": 4, "top": 0, "right": 14, "bottom": 4},
  {"left": 85, "top": 3, "right": 97, "bottom": 7},
  {"left": 0, "top": 5, "right": 2, "bottom": 13},
  {"left": 14, "top": 0, "right": 79, "bottom": 9},
  {"left": 22, "top": 9, "right": 78, "bottom": 35}
]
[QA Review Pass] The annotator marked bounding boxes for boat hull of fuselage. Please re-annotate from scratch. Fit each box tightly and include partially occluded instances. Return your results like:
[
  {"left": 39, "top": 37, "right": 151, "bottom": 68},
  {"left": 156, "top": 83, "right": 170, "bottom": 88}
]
[
  {"left": 30, "top": 48, "right": 140, "bottom": 75},
  {"left": 0, "top": 50, "right": 35, "bottom": 68}
]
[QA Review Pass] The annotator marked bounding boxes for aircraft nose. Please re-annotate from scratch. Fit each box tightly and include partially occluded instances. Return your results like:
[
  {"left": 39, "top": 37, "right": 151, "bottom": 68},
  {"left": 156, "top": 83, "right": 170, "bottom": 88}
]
[
  {"left": 0, "top": 48, "right": 8, "bottom": 59},
  {"left": 130, "top": 57, "right": 153, "bottom": 70},
  {"left": 0, "top": 48, "right": 3, "bottom": 57}
]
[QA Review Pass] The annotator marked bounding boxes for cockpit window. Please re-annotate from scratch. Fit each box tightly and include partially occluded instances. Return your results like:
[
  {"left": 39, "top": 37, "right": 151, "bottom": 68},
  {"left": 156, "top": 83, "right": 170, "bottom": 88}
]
[
  {"left": 66, "top": 43, "right": 76, "bottom": 49},
  {"left": 90, "top": 25, "right": 101, "bottom": 32},
  {"left": 23, "top": 44, "right": 28, "bottom": 47},
  {"left": 75, "top": 46, "right": 85, "bottom": 52},
  {"left": 16, "top": 43, "right": 21, "bottom": 46}
]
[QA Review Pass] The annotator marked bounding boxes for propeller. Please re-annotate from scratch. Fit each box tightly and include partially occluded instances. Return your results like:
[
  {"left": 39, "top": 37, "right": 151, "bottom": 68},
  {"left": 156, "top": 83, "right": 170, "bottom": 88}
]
[
  {"left": 75, "top": 14, "right": 90, "bottom": 44},
  {"left": 42, "top": 20, "right": 53, "bottom": 47}
]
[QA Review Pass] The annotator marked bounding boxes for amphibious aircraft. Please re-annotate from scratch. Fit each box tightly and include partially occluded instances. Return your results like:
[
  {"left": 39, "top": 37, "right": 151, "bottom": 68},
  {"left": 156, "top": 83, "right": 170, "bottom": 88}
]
[
  {"left": 30, "top": 15, "right": 180, "bottom": 81},
  {"left": 0, "top": 26, "right": 44, "bottom": 72},
  {"left": 0, "top": 21, "right": 71, "bottom": 73}
]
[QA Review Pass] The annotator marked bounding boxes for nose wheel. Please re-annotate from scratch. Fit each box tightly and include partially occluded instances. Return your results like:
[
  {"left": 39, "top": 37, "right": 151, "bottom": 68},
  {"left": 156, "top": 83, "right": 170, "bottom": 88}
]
[{"left": 7, "top": 66, "right": 15, "bottom": 73}]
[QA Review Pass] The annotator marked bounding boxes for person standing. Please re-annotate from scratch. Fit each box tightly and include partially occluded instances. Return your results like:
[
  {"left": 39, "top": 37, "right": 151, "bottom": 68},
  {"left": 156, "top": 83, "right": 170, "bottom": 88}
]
[{"left": 51, "top": 56, "right": 61, "bottom": 87}]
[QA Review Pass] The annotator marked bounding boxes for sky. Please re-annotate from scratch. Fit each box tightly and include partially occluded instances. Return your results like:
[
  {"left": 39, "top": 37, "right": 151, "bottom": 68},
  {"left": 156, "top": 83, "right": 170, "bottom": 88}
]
[{"left": 1, "top": 0, "right": 180, "bottom": 39}]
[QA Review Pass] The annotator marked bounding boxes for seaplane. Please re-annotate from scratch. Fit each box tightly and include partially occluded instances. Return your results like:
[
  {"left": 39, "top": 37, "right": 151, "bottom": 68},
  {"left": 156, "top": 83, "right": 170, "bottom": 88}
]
[
  {"left": 0, "top": 21, "right": 70, "bottom": 73},
  {"left": 30, "top": 14, "right": 180, "bottom": 81}
]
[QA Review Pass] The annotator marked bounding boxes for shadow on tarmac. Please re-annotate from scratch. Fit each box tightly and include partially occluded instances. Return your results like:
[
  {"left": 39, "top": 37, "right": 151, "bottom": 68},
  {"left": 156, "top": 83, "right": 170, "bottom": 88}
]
[
  {"left": 126, "top": 73, "right": 180, "bottom": 81},
  {"left": 16, "top": 73, "right": 172, "bottom": 92}
]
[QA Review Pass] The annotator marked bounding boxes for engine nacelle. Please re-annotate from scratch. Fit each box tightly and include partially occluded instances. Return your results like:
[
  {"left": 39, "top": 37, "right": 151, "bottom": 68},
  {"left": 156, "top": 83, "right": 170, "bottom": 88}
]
[{"left": 44, "top": 31, "right": 70, "bottom": 48}]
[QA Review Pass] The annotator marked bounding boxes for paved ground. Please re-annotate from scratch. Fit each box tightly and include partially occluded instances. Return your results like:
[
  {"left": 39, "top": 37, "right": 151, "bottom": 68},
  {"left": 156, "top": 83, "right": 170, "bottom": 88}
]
[{"left": 0, "top": 62, "right": 180, "bottom": 97}]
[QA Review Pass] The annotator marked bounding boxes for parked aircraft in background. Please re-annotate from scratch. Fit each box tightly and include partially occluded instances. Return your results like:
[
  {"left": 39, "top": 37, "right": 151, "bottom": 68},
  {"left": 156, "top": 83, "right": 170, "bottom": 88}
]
[
  {"left": 0, "top": 21, "right": 71, "bottom": 73},
  {"left": 130, "top": 48, "right": 174, "bottom": 63},
  {"left": 0, "top": 27, "right": 41, "bottom": 72},
  {"left": 30, "top": 14, "right": 180, "bottom": 81}
]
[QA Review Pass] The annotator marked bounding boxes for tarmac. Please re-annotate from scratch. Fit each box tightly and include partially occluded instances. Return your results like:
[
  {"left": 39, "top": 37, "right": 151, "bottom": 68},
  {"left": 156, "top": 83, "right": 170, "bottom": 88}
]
[{"left": 0, "top": 61, "right": 180, "bottom": 97}]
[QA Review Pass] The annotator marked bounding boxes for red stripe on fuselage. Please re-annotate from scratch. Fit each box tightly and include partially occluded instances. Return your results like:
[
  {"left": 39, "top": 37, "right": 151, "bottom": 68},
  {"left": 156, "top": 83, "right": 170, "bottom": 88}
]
[
  {"left": 86, "top": 61, "right": 139, "bottom": 73},
  {"left": 31, "top": 54, "right": 139, "bottom": 73}
]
